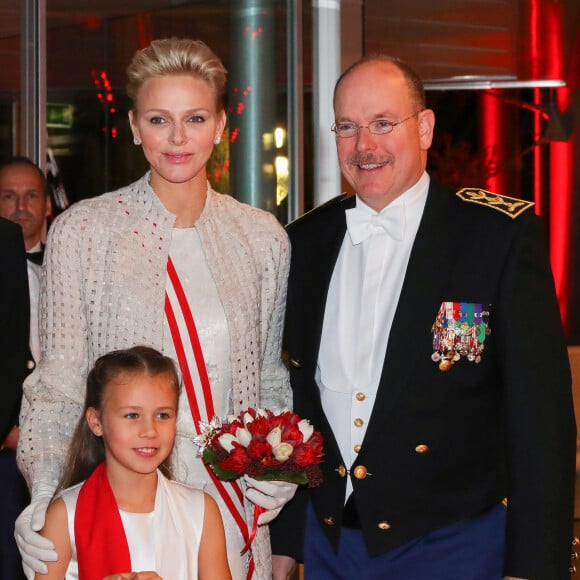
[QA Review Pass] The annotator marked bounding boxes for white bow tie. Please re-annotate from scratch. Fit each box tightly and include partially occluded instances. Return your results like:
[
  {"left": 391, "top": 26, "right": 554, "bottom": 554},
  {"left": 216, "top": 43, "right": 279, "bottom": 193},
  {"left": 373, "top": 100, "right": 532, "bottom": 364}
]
[{"left": 345, "top": 204, "right": 405, "bottom": 245}]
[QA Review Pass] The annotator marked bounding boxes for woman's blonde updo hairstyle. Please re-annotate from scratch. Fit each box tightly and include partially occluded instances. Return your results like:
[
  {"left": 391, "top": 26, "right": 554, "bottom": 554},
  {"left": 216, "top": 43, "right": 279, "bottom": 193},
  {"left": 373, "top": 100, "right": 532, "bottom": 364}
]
[{"left": 126, "top": 37, "right": 227, "bottom": 112}]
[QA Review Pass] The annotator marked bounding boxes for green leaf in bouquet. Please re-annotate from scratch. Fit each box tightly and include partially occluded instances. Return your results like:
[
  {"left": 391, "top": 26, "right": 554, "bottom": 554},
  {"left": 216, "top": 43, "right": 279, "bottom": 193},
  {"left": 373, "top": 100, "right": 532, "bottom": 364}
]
[
  {"left": 202, "top": 447, "right": 240, "bottom": 481},
  {"left": 256, "top": 468, "right": 309, "bottom": 486}
]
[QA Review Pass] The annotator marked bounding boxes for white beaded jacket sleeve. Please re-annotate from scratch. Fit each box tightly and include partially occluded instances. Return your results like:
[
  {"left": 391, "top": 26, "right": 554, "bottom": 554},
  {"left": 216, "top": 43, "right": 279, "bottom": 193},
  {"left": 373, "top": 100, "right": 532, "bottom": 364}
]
[{"left": 17, "top": 173, "right": 291, "bottom": 495}]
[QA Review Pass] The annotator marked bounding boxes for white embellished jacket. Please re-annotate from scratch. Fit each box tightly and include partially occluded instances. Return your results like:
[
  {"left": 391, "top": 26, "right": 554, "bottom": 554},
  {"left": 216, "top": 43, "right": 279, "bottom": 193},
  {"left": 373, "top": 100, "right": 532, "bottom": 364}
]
[{"left": 18, "top": 173, "right": 291, "bottom": 578}]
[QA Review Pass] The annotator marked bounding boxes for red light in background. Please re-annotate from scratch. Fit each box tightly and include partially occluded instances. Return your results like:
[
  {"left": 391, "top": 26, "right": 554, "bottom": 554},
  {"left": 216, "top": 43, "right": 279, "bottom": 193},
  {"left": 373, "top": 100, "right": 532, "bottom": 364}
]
[
  {"left": 85, "top": 18, "right": 101, "bottom": 30},
  {"left": 136, "top": 14, "right": 153, "bottom": 49},
  {"left": 479, "top": 91, "right": 502, "bottom": 194},
  {"left": 545, "top": 0, "right": 570, "bottom": 329},
  {"left": 92, "top": 70, "right": 118, "bottom": 141}
]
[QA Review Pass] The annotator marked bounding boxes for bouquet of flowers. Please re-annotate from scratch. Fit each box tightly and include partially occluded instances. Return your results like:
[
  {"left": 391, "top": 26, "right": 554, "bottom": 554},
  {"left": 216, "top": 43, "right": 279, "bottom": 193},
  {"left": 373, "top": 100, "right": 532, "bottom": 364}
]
[{"left": 193, "top": 408, "right": 325, "bottom": 488}]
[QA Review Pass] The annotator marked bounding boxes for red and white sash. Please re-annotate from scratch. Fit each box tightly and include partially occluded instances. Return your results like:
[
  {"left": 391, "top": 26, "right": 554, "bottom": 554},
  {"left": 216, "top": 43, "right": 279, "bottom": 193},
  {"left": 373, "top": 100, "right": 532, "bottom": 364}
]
[{"left": 165, "top": 257, "right": 255, "bottom": 579}]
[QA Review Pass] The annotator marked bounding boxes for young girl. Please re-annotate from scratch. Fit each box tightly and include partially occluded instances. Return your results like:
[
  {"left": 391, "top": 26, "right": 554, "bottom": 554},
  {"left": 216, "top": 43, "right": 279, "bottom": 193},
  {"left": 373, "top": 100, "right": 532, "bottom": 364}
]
[{"left": 37, "top": 346, "right": 231, "bottom": 580}]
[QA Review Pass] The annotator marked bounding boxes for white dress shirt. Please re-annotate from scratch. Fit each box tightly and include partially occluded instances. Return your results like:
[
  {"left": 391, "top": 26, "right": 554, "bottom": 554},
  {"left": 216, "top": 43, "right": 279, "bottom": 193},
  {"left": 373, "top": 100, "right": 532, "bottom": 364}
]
[
  {"left": 26, "top": 241, "right": 42, "bottom": 363},
  {"left": 316, "top": 172, "right": 429, "bottom": 500}
]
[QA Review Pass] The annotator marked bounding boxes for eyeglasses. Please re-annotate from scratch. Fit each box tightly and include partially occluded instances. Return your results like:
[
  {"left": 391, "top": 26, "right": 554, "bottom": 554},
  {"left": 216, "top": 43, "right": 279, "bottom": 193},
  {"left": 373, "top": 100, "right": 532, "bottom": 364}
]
[{"left": 331, "top": 111, "right": 423, "bottom": 138}]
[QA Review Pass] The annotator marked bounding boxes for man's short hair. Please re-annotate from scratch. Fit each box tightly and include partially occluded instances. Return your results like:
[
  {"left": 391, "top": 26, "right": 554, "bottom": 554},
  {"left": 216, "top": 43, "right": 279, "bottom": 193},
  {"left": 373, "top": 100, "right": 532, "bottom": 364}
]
[
  {"left": 0, "top": 156, "right": 50, "bottom": 198},
  {"left": 333, "top": 54, "right": 426, "bottom": 111}
]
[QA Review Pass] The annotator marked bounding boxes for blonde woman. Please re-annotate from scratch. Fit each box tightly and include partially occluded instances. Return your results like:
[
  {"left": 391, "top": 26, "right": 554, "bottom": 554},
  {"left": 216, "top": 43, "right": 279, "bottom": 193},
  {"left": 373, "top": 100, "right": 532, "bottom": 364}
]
[{"left": 16, "top": 38, "right": 294, "bottom": 580}]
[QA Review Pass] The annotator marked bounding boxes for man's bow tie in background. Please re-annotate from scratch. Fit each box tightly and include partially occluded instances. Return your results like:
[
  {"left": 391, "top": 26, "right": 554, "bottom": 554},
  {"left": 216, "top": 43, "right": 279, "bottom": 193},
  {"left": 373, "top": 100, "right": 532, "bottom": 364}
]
[
  {"left": 26, "top": 250, "right": 44, "bottom": 265},
  {"left": 345, "top": 204, "right": 405, "bottom": 245}
]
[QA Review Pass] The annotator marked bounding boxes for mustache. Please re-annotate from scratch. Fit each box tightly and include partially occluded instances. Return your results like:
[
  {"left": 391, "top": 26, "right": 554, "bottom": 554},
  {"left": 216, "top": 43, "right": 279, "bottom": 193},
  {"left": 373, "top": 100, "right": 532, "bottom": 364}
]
[
  {"left": 346, "top": 153, "right": 392, "bottom": 166},
  {"left": 9, "top": 210, "right": 34, "bottom": 221}
]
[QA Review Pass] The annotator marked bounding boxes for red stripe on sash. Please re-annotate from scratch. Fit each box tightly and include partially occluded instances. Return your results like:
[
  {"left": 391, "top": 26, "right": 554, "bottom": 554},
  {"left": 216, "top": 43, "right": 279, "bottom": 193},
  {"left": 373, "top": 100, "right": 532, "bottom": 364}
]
[
  {"left": 165, "top": 257, "right": 254, "bottom": 577},
  {"left": 165, "top": 296, "right": 203, "bottom": 425},
  {"left": 74, "top": 462, "right": 131, "bottom": 580},
  {"left": 167, "top": 258, "right": 215, "bottom": 418}
]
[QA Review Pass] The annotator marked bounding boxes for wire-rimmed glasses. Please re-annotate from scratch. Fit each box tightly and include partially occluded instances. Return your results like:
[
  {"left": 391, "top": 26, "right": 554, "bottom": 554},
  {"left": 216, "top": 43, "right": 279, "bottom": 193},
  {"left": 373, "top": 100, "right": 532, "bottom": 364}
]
[{"left": 331, "top": 110, "right": 423, "bottom": 138}]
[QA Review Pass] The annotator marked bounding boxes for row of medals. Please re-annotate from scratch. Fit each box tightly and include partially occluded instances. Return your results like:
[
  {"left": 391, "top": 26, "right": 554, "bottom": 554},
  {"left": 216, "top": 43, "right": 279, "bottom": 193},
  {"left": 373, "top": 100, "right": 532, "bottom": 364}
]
[{"left": 431, "top": 302, "right": 491, "bottom": 371}]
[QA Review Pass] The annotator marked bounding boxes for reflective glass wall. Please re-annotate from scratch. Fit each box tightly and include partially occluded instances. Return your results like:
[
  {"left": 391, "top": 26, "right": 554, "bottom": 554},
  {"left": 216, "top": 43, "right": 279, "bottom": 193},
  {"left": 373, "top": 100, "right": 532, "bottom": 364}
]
[{"left": 0, "top": 0, "right": 20, "bottom": 159}]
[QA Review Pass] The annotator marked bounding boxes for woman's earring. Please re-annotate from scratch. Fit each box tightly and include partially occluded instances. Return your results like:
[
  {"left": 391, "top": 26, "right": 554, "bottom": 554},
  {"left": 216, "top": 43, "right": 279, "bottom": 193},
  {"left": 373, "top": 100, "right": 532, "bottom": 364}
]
[
  {"left": 214, "top": 136, "right": 221, "bottom": 145},
  {"left": 133, "top": 136, "right": 141, "bottom": 145}
]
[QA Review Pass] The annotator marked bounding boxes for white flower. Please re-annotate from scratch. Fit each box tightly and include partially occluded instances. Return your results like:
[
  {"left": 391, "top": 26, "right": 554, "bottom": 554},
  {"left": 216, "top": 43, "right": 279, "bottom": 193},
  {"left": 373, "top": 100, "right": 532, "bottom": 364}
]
[
  {"left": 235, "top": 426, "right": 252, "bottom": 447},
  {"left": 266, "top": 426, "right": 282, "bottom": 448},
  {"left": 243, "top": 412, "right": 255, "bottom": 428},
  {"left": 272, "top": 443, "right": 293, "bottom": 462},
  {"left": 297, "top": 419, "right": 314, "bottom": 443},
  {"left": 192, "top": 416, "right": 223, "bottom": 455},
  {"left": 218, "top": 433, "right": 239, "bottom": 452}
]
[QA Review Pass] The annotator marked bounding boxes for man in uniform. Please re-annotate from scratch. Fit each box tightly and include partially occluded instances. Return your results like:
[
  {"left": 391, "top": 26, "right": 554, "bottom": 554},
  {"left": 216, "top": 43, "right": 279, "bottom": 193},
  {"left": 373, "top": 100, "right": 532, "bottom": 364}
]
[{"left": 271, "top": 56, "right": 575, "bottom": 579}]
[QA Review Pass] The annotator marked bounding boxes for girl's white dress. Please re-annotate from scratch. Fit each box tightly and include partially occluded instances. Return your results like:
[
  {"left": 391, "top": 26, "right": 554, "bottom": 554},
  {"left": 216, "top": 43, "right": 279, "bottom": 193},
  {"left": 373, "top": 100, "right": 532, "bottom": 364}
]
[{"left": 60, "top": 471, "right": 204, "bottom": 579}]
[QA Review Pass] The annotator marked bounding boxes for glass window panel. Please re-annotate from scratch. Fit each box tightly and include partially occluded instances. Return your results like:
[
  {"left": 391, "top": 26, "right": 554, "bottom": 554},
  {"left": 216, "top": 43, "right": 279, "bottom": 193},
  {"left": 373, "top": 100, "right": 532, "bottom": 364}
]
[{"left": 0, "top": 0, "right": 21, "bottom": 158}]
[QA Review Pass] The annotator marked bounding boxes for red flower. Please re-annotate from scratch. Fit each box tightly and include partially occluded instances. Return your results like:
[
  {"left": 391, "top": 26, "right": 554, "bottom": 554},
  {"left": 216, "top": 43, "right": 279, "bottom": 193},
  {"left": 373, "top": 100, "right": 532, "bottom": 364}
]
[
  {"left": 292, "top": 432, "right": 324, "bottom": 467},
  {"left": 281, "top": 425, "right": 303, "bottom": 447},
  {"left": 270, "top": 411, "right": 298, "bottom": 430},
  {"left": 219, "top": 444, "right": 251, "bottom": 474},
  {"left": 222, "top": 420, "right": 243, "bottom": 436},
  {"left": 246, "top": 416, "right": 272, "bottom": 438},
  {"left": 247, "top": 439, "right": 272, "bottom": 461},
  {"left": 292, "top": 445, "right": 319, "bottom": 467}
]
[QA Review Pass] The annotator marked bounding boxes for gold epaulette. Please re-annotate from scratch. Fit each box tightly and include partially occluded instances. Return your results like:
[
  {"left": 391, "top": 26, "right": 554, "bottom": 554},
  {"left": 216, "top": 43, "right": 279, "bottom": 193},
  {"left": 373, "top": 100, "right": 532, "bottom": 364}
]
[{"left": 456, "top": 188, "right": 534, "bottom": 219}]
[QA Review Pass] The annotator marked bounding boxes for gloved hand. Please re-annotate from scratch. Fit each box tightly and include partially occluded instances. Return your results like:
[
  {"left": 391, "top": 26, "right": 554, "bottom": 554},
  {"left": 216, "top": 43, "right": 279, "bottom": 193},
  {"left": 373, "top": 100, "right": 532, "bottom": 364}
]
[
  {"left": 14, "top": 482, "right": 58, "bottom": 578},
  {"left": 244, "top": 475, "right": 298, "bottom": 525}
]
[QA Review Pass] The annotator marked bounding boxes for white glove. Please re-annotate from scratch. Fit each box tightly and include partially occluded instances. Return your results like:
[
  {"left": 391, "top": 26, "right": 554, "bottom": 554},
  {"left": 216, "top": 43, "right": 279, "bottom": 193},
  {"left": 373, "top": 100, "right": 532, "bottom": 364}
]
[
  {"left": 14, "top": 482, "right": 58, "bottom": 578},
  {"left": 244, "top": 476, "right": 298, "bottom": 525}
]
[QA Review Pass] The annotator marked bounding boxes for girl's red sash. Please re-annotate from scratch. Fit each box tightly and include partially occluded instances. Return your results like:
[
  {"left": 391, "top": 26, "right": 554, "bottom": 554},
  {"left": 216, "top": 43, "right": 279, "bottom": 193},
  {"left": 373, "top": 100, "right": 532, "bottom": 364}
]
[{"left": 74, "top": 462, "right": 131, "bottom": 579}]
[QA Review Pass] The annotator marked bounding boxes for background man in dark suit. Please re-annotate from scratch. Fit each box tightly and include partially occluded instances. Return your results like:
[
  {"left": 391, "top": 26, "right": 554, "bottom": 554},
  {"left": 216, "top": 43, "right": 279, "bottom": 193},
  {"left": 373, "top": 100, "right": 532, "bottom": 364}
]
[
  {"left": 0, "top": 157, "right": 50, "bottom": 579},
  {"left": 271, "top": 56, "right": 575, "bottom": 579},
  {"left": 0, "top": 216, "right": 30, "bottom": 579}
]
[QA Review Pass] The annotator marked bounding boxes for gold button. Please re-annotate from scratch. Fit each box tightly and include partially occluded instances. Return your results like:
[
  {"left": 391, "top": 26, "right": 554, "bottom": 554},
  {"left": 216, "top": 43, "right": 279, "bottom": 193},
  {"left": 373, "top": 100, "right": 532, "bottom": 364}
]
[
  {"left": 323, "top": 516, "right": 335, "bottom": 526},
  {"left": 355, "top": 392, "right": 365, "bottom": 401},
  {"left": 337, "top": 465, "right": 347, "bottom": 477},
  {"left": 377, "top": 521, "right": 391, "bottom": 530},
  {"left": 353, "top": 465, "right": 367, "bottom": 479},
  {"left": 289, "top": 358, "right": 302, "bottom": 368},
  {"left": 354, "top": 417, "right": 364, "bottom": 427},
  {"left": 415, "top": 444, "right": 429, "bottom": 454},
  {"left": 354, "top": 444, "right": 361, "bottom": 453}
]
